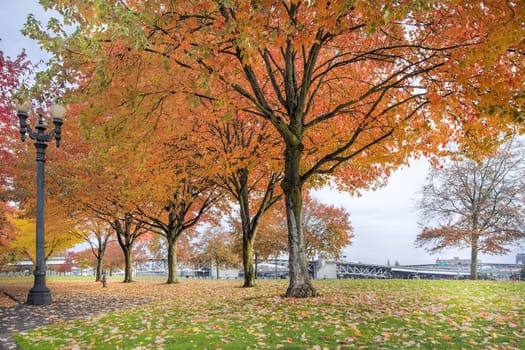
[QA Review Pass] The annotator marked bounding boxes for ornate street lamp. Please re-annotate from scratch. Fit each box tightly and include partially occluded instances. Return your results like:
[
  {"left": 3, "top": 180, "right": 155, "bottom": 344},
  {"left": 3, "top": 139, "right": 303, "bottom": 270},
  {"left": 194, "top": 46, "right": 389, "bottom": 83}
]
[{"left": 16, "top": 101, "right": 65, "bottom": 305}]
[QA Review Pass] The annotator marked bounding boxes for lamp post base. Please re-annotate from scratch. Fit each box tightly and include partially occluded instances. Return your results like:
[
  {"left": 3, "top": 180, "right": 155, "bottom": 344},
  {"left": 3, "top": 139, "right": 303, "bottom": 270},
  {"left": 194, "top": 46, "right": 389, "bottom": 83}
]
[
  {"left": 27, "top": 270, "right": 52, "bottom": 305},
  {"left": 26, "top": 287, "right": 52, "bottom": 305}
]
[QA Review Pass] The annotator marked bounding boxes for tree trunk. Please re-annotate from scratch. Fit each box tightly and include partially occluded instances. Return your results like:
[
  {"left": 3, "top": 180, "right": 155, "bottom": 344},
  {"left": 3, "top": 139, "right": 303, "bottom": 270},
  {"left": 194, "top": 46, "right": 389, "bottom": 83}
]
[
  {"left": 470, "top": 235, "right": 479, "bottom": 280},
  {"left": 282, "top": 144, "right": 317, "bottom": 298},
  {"left": 237, "top": 168, "right": 257, "bottom": 287},
  {"left": 242, "top": 234, "right": 256, "bottom": 287},
  {"left": 216, "top": 260, "right": 220, "bottom": 279},
  {"left": 167, "top": 238, "right": 178, "bottom": 284},
  {"left": 123, "top": 247, "right": 133, "bottom": 283},
  {"left": 96, "top": 255, "right": 103, "bottom": 282},
  {"left": 95, "top": 241, "right": 106, "bottom": 282}
]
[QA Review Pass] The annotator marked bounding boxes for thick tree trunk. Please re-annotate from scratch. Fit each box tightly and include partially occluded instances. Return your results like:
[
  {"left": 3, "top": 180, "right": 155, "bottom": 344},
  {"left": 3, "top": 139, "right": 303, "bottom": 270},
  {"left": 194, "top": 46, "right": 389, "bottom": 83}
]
[
  {"left": 123, "top": 247, "right": 133, "bottom": 283},
  {"left": 282, "top": 144, "right": 317, "bottom": 298},
  {"left": 470, "top": 235, "right": 479, "bottom": 280},
  {"left": 242, "top": 234, "right": 255, "bottom": 287},
  {"left": 167, "top": 238, "right": 178, "bottom": 284}
]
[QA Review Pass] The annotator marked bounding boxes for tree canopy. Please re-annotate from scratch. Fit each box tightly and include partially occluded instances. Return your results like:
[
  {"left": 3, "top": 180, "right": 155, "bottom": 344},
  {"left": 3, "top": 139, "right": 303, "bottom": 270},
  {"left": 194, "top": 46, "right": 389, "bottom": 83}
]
[
  {"left": 0, "top": 49, "right": 32, "bottom": 256},
  {"left": 416, "top": 139, "right": 525, "bottom": 279},
  {"left": 22, "top": 0, "right": 525, "bottom": 296}
]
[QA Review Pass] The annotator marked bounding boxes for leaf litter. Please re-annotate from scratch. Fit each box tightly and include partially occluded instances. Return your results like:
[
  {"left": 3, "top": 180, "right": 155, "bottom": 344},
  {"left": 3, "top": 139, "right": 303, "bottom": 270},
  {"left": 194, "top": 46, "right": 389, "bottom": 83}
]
[{"left": 1, "top": 278, "right": 523, "bottom": 349}]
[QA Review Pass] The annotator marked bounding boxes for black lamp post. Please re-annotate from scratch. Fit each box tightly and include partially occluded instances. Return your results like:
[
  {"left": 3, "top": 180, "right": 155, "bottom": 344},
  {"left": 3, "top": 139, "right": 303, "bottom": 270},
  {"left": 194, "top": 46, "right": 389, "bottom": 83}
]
[{"left": 16, "top": 102, "right": 65, "bottom": 305}]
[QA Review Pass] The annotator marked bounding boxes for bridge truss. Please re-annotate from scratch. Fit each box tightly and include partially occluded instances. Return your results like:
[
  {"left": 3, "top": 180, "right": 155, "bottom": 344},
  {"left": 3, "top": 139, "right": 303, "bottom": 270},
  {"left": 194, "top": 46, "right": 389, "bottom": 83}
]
[{"left": 336, "top": 263, "right": 392, "bottom": 279}]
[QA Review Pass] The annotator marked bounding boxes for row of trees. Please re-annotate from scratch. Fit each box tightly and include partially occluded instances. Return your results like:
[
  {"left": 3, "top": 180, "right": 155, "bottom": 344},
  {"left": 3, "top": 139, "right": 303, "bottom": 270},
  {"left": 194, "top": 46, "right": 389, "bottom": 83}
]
[
  {"left": 68, "top": 194, "right": 352, "bottom": 282},
  {"left": 1, "top": 1, "right": 524, "bottom": 296},
  {"left": 70, "top": 194, "right": 352, "bottom": 280}
]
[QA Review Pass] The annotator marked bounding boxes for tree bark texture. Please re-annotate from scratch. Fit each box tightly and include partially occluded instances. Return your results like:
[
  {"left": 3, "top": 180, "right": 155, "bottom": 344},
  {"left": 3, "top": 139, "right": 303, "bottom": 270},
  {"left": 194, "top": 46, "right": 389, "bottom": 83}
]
[
  {"left": 167, "top": 238, "right": 178, "bottom": 284},
  {"left": 96, "top": 256, "right": 103, "bottom": 282},
  {"left": 123, "top": 246, "right": 133, "bottom": 283},
  {"left": 242, "top": 234, "right": 256, "bottom": 287},
  {"left": 470, "top": 235, "right": 479, "bottom": 280},
  {"left": 95, "top": 237, "right": 107, "bottom": 282},
  {"left": 282, "top": 144, "right": 317, "bottom": 297},
  {"left": 239, "top": 170, "right": 256, "bottom": 287}
]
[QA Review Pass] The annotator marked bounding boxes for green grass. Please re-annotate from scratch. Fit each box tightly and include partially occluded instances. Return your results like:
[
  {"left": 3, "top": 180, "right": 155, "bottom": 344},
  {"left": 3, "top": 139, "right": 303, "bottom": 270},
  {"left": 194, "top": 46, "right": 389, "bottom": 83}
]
[{"left": 11, "top": 279, "right": 525, "bottom": 349}]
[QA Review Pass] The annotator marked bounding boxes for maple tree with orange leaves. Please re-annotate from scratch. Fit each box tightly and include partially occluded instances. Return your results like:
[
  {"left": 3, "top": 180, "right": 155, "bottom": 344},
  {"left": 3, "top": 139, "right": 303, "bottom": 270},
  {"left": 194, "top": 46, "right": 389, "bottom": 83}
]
[
  {"left": 256, "top": 193, "right": 353, "bottom": 262},
  {"left": 200, "top": 114, "right": 283, "bottom": 287},
  {"left": 25, "top": 0, "right": 525, "bottom": 297}
]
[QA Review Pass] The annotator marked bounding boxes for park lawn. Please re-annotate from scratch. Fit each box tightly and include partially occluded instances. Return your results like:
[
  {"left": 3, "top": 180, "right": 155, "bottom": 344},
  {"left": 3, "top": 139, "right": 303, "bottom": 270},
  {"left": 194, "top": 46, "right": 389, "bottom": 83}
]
[{"left": 12, "top": 279, "right": 524, "bottom": 349}]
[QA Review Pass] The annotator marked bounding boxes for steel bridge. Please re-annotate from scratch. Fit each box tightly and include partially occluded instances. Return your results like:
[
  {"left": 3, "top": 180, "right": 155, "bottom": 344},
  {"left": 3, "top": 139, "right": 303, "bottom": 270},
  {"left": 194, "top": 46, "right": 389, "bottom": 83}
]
[
  {"left": 332, "top": 262, "right": 513, "bottom": 280},
  {"left": 335, "top": 262, "right": 392, "bottom": 279},
  {"left": 333, "top": 262, "right": 474, "bottom": 279}
]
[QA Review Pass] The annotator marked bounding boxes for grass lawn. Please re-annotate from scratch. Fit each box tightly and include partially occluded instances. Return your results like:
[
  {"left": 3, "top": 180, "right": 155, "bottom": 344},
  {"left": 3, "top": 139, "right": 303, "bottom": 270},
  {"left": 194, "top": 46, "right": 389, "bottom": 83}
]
[{"left": 7, "top": 279, "right": 524, "bottom": 349}]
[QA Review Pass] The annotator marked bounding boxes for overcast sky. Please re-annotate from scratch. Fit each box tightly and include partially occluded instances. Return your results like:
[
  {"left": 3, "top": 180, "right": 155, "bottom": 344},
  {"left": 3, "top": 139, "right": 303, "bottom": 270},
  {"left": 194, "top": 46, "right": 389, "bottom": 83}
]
[{"left": 2, "top": 1, "right": 523, "bottom": 266}]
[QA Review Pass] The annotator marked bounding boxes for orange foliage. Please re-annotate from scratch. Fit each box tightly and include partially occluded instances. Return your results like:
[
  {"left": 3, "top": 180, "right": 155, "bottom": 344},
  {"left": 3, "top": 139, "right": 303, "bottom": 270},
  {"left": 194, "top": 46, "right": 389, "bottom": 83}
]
[
  {"left": 257, "top": 192, "right": 353, "bottom": 260},
  {"left": 27, "top": 0, "right": 524, "bottom": 296}
]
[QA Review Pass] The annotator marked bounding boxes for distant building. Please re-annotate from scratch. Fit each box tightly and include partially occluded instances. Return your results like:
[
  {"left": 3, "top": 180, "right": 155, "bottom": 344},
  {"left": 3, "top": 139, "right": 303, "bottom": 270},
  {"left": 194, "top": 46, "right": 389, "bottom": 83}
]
[
  {"left": 435, "top": 257, "right": 479, "bottom": 267},
  {"left": 516, "top": 253, "right": 525, "bottom": 265}
]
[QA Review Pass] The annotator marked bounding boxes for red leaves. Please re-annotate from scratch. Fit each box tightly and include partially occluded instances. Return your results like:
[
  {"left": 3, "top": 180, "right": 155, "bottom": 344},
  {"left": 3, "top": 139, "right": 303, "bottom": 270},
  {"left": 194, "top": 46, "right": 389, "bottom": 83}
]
[{"left": 0, "top": 50, "right": 31, "bottom": 189}]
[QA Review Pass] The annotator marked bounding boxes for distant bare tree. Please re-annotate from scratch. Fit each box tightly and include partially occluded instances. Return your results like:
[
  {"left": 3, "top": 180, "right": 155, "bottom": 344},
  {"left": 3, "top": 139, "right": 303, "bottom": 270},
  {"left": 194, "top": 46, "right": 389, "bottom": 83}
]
[{"left": 416, "top": 139, "right": 525, "bottom": 279}]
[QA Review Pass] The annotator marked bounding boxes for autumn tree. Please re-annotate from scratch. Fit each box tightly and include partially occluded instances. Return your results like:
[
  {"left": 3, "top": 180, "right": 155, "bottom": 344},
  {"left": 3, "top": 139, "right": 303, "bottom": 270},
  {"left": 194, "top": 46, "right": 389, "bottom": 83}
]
[
  {"left": 27, "top": 1, "right": 525, "bottom": 297},
  {"left": 202, "top": 114, "right": 283, "bottom": 287},
  {"left": 254, "top": 210, "right": 288, "bottom": 266},
  {"left": 53, "top": 251, "right": 75, "bottom": 276},
  {"left": 302, "top": 195, "right": 353, "bottom": 260},
  {"left": 73, "top": 249, "right": 93, "bottom": 275},
  {"left": 8, "top": 210, "right": 81, "bottom": 264},
  {"left": 67, "top": 141, "right": 150, "bottom": 283},
  {"left": 257, "top": 193, "right": 353, "bottom": 261},
  {"left": 41, "top": 101, "right": 152, "bottom": 284},
  {"left": 102, "top": 240, "right": 125, "bottom": 275},
  {"left": 134, "top": 174, "right": 220, "bottom": 284},
  {"left": 76, "top": 241, "right": 126, "bottom": 276},
  {"left": 0, "top": 49, "right": 31, "bottom": 253},
  {"left": 114, "top": 0, "right": 524, "bottom": 297},
  {"left": 71, "top": 151, "right": 146, "bottom": 284},
  {"left": 0, "top": 49, "right": 31, "bottom": 191},
  {"left": 71, "top": 218, "right": 113, "bottom": 281},
  {"left": 146, "top": 234, "right": 166, "bottom": 261},
  {"left": 193, "top": 227, "right": 240, "bottom": 279},
  {"left": 111, "top": 212, "right": 145, "bottom": 282},
  {"left": 0, "top": 203, "right": 16, "bottom": 264},
  {"left": 416, "top": 140, "right": 525, "bottom": 280}
]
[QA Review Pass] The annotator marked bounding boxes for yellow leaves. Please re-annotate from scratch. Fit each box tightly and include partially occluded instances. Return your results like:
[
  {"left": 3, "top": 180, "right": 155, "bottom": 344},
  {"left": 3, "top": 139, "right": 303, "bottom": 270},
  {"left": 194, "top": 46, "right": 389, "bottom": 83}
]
[{"left": 9, "top": 215, "right": 76, "bottom": 261}]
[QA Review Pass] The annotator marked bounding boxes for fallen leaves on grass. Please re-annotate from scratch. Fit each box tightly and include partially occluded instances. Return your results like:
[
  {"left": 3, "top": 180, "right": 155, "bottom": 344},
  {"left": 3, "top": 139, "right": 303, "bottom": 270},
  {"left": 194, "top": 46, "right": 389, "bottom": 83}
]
[{"left": 3, "top": 279, "right": 524, "bottom": 349}]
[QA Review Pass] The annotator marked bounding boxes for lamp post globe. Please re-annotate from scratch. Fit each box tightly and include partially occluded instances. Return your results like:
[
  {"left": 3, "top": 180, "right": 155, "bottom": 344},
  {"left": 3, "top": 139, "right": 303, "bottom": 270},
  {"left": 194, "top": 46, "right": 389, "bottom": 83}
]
[{"left": 16, "top": 101, "right": 65, "bottom": 306}]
